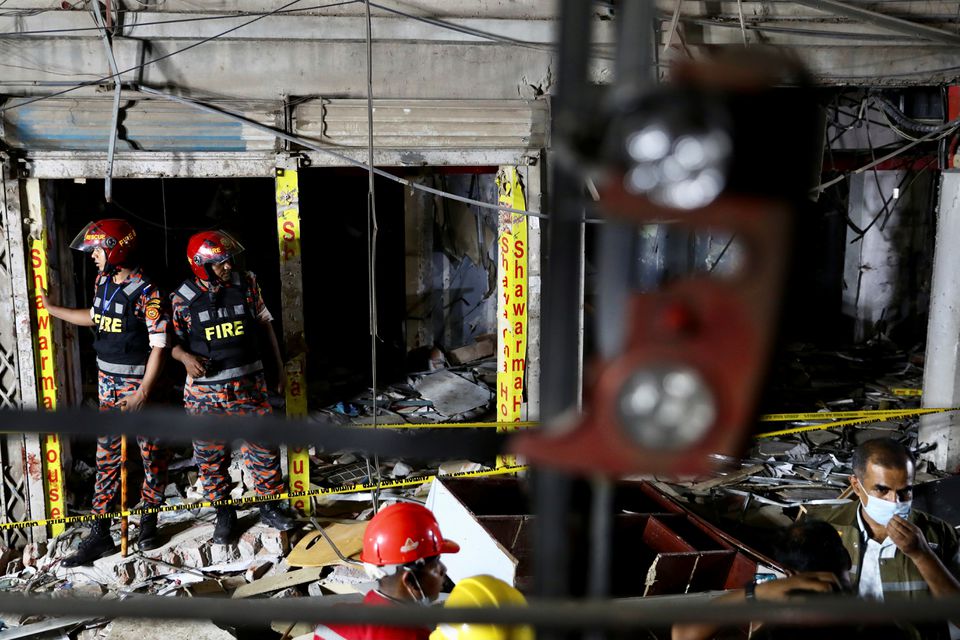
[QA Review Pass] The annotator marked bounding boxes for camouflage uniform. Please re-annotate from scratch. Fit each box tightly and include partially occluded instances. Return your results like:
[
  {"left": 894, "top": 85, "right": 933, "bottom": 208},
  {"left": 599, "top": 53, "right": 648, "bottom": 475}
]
[
  {"left": 171, "top": 271, "right": 284, "bottom": 501},
  {"left": 90, "top": 270, "right": 169, "bottom": 514}
]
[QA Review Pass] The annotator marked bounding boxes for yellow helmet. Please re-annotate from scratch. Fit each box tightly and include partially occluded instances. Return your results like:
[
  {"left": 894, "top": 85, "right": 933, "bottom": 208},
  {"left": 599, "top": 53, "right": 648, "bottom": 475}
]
[{"left": 430, "top": 575, "right": 533, "bottom": 640}]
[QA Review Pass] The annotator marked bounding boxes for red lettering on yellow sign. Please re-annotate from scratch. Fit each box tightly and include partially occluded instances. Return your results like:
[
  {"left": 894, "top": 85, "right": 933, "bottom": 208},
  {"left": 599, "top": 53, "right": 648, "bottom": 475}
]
[{"left": 30, "top": 233, "right": 65, "bottom": 536}]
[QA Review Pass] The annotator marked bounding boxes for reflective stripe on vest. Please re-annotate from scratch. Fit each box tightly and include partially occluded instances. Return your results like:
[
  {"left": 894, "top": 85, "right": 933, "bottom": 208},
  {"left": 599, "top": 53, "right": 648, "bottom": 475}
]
[
  {"left": 93, "top": 275, "right": 151, "bottom": 374},
  {"left": 313, "top": 625, "right": 351, "bottom": 640},
  {"left": 192, "top": 360, "right": 263, "bottom": 384},
  {"left": 97, "top": 358, "right": 147, "bottom": 377}
]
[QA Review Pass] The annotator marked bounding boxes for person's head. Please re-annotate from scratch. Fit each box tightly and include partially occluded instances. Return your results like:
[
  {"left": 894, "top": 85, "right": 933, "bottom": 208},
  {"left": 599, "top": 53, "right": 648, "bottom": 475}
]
[
  {"left": 361, "top": 502, "right": 460, "bottom": 604},
  {"left": 186, "top": 230, "right": 244, "bottom": 283},
  {"left": 849, "top": 438, "right": 915, "bottom": 526},
  {"left": 70, "top": 219, "right": 137, "bottom": 274},
  {"left": 776, "top": 520, "right": 852, "bottom": 592},
  {"left": 430, "top": 575, "right": 533, "bottom": 640}
]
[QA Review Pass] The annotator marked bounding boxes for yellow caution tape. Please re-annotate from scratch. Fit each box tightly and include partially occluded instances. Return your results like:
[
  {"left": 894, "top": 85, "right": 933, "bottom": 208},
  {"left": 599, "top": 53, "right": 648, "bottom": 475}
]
[
  {"left": 892, "top": 388, "right": 923, "bottom": 397},
  {"left": 755, "top": 408, "right": 959, "bottom": 439},
  {"left": 759, "top": 408, "right": 945, "bottom": 422},
  {"left": 351, "top": 421, "right": 538, "bottom": 429},
  {"left": 0, "top": 465, "right": 526, "bottom": 532},
  {"left": 756, "top": 416, "right": 884, "bottom": 439}
]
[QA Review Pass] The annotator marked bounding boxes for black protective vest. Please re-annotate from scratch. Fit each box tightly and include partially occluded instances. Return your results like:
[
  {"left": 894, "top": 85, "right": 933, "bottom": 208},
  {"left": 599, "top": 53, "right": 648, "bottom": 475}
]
[
  {"left": 92, "top": 274, "right": 152, "bottom": 378},
  {"left": 175, "top": 273, "right": 262, "bottom": 383}
]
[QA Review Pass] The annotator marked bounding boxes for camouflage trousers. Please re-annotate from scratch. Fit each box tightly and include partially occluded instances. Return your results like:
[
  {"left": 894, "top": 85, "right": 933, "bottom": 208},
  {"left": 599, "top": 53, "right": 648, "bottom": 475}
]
[
  {"left": 92, "top": 372, "right": 167, "bottom": 514},
  {"left": 184, "top": 372, "right": 283, "bottom": 501}
]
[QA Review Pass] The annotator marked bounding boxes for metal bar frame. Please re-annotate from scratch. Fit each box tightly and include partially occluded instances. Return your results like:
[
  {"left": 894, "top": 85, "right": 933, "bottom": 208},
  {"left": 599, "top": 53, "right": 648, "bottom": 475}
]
[
  {"left": 89, "top": 0, "right": 123, "bottom": 202},
  {"left": 0, "top": 589, "right": 956, "bottom": 627},
  {"left": 3, "top": 172, "right": 47, "bottom": 544},
  {"left": 792, "top": 0, "right": 960, "bottom": 46}
]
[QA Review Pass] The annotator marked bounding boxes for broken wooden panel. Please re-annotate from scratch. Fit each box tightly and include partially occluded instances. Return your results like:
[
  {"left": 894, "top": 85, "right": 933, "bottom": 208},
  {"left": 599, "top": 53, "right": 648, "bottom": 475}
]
[
  {"left": 426, "top": 479, "right": 526, "bottom": 586},
  {"left": 642, "top": 516, "right": 697, "bottom": 554},
  {"left": 477, "top": 515, "right": 534, "bottom": 592},
  {"left": 616, "top": 481, "right": 685, "bottom": 515},
  {"left": 725, "top": 551, "right": 761, "bottom": 591},
  {"left": 286, "top": 523, "right": 365, "bottom": 568},
  {"left": 641, "top": 553, "right": 701, "bottom": 597},
  {"left": 429, "top": 477, "right": 770, "bottom": 597},
  {"left": 688, "top": 550, "right": 738, "bottom": 593},
  {"left": 437, "top": 477, "right": 531, "bottom": 516}
]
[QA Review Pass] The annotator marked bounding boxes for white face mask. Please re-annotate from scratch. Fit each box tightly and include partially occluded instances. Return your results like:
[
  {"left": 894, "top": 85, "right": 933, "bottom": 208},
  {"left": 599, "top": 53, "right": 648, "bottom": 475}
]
[{"left": 862, "top": 494, "right": 911, "bottom": 527}]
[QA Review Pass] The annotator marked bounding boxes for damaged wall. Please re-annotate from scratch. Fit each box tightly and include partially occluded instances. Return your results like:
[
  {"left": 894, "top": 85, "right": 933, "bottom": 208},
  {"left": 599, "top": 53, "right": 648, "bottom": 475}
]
[
  {"left": 405, "top": 172, "right": 499, "bottom": 356},
  {"left": 842, "top": 170, "right": 936, "bottom": 344}
]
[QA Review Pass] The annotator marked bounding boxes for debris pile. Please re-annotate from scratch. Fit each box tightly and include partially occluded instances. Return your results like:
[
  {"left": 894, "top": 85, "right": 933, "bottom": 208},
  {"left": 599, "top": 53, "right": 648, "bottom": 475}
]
[{"left": 659, "top": 341, "right": 940, "bottom": 558}]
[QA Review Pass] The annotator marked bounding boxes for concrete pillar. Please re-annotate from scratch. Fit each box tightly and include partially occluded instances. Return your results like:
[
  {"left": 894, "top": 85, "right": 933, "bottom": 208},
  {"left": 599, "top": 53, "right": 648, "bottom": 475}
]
[
  {"left": 841, "top": 171, "right": 933, "bottom": 343},
  {"left": 920, "top": 171, "right": 960, "bottom": 473},
  {"left": 403, "top": 176, "right": 435, "bottom": 353},
  {"left": 275, "top": 156, "right": 310, "bottom": 514},
  {"left": 520, "top": 163, "right": 543, "bottom": 420}
]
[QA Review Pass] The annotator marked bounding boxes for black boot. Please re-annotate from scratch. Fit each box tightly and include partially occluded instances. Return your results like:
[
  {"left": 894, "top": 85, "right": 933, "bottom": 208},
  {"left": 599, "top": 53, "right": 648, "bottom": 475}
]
[
  {"left": 212, "top": 506, "right": 238, "bottom": 544},
  {"left": 137, "top": 513, "right": 161, "bottom": 551},
  {"left": 62, "top": 519, "right": 116, "bottom": 567},
  {"left": 258, "top": 501, "right": 297, "bottom": 531}
]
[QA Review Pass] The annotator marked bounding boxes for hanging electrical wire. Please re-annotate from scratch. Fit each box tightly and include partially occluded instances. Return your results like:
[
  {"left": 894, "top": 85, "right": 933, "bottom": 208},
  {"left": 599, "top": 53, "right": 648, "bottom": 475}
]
[
  {"left": 0, "top": 1, "right": 361, "bottom": 37},
  {"left": 0, "top": 0, "right": 331, "bottom": 115},
  {"left": 815, "top": 116, "right": 959, "bottom": 194},
  {"left": 362, "top": 0, "right": 383, "bottom": 512}
]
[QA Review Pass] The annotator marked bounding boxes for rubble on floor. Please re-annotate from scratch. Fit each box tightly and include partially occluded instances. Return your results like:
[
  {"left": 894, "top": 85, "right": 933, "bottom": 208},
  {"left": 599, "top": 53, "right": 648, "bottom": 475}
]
[
  {"left": 656, "top": 341, "right": 947, "bottom": 559},
  {"left": 0, "top": 450, "right": 497, "bottom": 639},
  {"left": 311, "top": 344, "right": 498, "bottom": 425},
  {"left": 427, "top": 476, "right": 774, "bottom": 596}
]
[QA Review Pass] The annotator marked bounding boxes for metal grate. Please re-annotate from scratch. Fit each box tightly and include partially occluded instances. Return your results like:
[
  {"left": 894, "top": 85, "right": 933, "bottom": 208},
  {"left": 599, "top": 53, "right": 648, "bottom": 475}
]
[{"left": 0, "top": 169, "right": 28, "bottom": 547}]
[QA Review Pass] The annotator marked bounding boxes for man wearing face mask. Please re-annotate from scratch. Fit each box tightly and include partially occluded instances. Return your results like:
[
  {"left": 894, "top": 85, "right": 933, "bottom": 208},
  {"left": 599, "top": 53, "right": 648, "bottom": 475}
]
[
  {"left": 804, "top": 438, "right": 960, "bottom": 637},
  {"left": 313, "top": 503, "right": 459, "bottom": 640}
]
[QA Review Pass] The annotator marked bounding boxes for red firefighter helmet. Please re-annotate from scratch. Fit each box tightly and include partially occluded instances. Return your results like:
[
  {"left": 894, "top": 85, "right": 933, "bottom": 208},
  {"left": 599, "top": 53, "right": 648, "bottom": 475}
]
[
  {"left": 69, "top": 219, "right": 137, "bottom": 267},
  {"left": 360, "top": 503, "right": 460, "bottom": 566},
  {"left": 186, "top": 230, "right": 245, "bottom": 280}
]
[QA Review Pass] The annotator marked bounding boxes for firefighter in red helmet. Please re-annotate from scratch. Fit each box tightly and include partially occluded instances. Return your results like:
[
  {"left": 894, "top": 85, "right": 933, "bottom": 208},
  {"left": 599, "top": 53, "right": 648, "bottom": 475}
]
[
  {"left": 314, "top": 503, "right": 460, "bottom": 640},
  {"left": 42, "top": 219, "right": 170, "bottom": 565},
  {"left": 169, "top": 230, "right": 295, "bottom": 544}
]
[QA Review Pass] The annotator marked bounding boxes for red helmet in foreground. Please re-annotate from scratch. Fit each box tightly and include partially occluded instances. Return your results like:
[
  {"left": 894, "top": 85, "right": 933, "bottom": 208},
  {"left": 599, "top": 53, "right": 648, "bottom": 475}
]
[
  {"left": 361, "top": 503, "right": 460, "bottom": 566},
  {"left": 70, "top": 219, "right": 137, "bottom": 267},
  {"left": 186, "top": 230, "right": 245, "bottom": 280}
]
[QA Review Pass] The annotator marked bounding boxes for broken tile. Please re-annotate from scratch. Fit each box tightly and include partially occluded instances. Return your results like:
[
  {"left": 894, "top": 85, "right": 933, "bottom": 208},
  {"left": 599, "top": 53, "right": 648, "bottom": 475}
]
[
  {"left": 103, "top": 618, "right": 236, "bottom": 640},
  {"left": 412, "top": 370, "right": 491, "bottom": 417}
]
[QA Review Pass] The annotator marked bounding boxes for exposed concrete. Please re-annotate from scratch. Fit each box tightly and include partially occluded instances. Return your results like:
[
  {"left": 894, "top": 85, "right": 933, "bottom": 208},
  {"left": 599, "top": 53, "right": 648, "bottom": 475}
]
[
  {"left": 841, "top": 170, "right": 934, "bottom": 343},
  {"left": 55, "top": 515, "right": 283, "bottom": 586},
  {"left": 404, "top": 175, "right": 435, "bottom": 352},
  {"left": 104, "top": 618, "right": 236, "bottom": 640},
  {"left": 2, "top": 40, "right": 562, "bottom": 101},
  {"left": 920, "top": 172, "right": 960, "bottom": 473},
  {"left": 20, "top": 149, "right": 540, "bottom": 178}
]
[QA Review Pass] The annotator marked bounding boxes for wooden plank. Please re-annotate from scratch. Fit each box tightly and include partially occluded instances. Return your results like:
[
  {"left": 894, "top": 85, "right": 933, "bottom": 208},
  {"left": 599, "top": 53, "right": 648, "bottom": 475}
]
[
  {"left": 231, "top": 566, "right": 327, "bottom": 599},
  {"left": 286, "top": 523, "right": 365, "bottom": 568}
]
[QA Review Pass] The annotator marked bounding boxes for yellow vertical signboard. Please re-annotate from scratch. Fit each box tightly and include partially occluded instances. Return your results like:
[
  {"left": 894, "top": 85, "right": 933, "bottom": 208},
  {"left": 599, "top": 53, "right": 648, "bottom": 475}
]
[
  {"left": 30, "top": 233, "right": 66, "bottom": 536},
  {"left": 496, "top": 167, "right": 528, "bottom": 468},
  {"left": 276, "top": 167, "right": 311, "bottom": 515}
]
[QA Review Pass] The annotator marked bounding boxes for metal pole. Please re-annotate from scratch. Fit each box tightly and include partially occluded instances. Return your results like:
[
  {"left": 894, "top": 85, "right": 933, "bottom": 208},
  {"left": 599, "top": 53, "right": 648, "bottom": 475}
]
[
  {"left": 120, "top": 434, "right": 128, "bottom": 557},
  {"left": 90, "top": 0, "right": 122, "bottom": 203},
  {"left": 792, "top": 0, "right": 960, "bottom": 46},
  {"left": 534, "top": 0, "right": 594, "bottom": 606}
]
